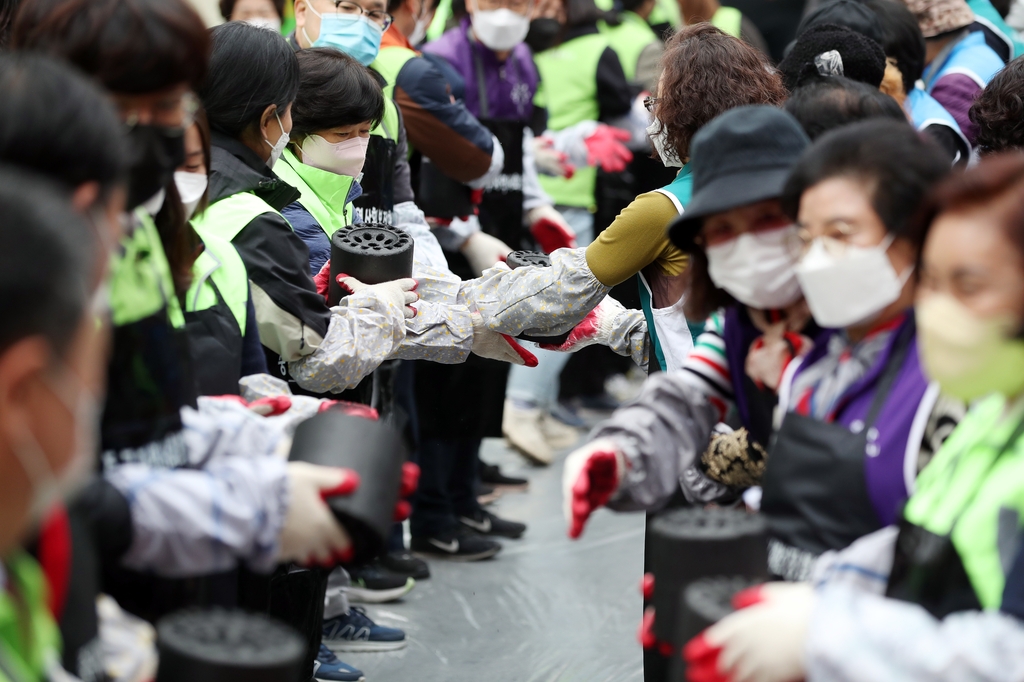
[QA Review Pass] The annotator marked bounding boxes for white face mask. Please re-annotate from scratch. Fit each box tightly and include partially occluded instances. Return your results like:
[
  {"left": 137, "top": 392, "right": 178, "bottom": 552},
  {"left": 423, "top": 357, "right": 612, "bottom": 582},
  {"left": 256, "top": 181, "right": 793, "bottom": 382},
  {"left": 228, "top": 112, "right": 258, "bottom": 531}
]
[
  {"left": 174, "top": 170, "right": 208, "bottom": 220},
  {"left": 244, "top": 16, "right": 283, "bottom": 31},
  {"left": 301, "top": 135, "right": 370, "bottom": 177},
  {"left": 472, "top": 8, "right": 530, "bottom": 51},
  {"left": 140, "top": 188, "right": 166, "bottom": 216},
  {"left": 706, "top": 225, "right": 803, "bottom": 309},
  {"left": 264, "top": 110, "right": 290, "bottom": 169},
  {"left": 13, "top": 363, "right": 101, "bottom": 523},
  {"left": 408, "top": 14, "right": 430, "bottom": 45},
  {"left": 646, "top": 119, "right": 682, "bottom": 168},
  {"left": 795, "top": 233, "right": 913, "bottom": 329}
]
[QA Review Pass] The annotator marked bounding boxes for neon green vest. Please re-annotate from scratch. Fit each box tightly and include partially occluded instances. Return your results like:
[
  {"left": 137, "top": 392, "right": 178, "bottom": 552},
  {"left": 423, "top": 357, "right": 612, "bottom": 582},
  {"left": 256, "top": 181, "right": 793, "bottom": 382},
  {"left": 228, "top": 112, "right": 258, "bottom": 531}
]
[
  {"left": 185, "top": 233, "right": 249, "bottom": 333},
  {"left": 273, "top": 148, "right": 356, "bottom": 238},
  {"left": 372, "top": 46, "right": 417, "bottom": 108},
  {"left": 599, "top": 11, "right": 660, "bottom": 82},
  {"left": 904, "top": 394, "right": 1024, "bottom": 608},
  {"left": 426, "top": 0, "right": 454, "bottom": 42},
  {"left": 373, "top": 97, "right": 401, "bottom": 143},
  {"left": 0, "top": 553, "right": 60, "bottom": 682},
  {"left": 710, "top": 6, "right": 743, "bottom": 38},
  {"left": 534, "top": 33, "right": 609, "bottom": 209},
  {"left": 190, "top": 192, "right": 288, "bottom": 245},
  {"left": 649, "top": 0, "right": 682, "bottom": 28},
  {"left": 110, "top": 209, "right": 185, "bottom": 329}
]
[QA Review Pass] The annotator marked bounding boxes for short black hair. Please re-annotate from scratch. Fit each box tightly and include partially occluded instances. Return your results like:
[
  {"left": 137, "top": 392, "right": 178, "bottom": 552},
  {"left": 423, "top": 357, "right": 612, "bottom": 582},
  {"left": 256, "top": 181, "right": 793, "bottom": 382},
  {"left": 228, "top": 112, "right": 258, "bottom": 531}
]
[
  {"left": 0, "top": 167, "right": 94, "bottom": 358},
  {"left": 219, "top": 0, "right": 285, "bottom": 20},
  {"left": 781, "top": 119, "right": 950, "bottom": 237},
  {"left": 0, "top": 53, "right": 126, "bottom": 198},
  {"left": 970, "top": 55, "right": 1024, "bottom": 155},
  {"left": 796, "top": 0, "right": 885, "bottom": 45},
  {"left": 199, "top": 21, "right": 300, "bottom": 139},
  {"left": 779, "top": 23, "right": 887, "bottom": 91},
  {"left": 291, "top": 48, "right": 385, "bottom": 138},
  {"left": 862, "top": 0, "right": 925, "bottom": 94},
  {"left": 12, "top": 0, "right": 208, "bottom": 93},
  {"left": 784, "top": 76, "right": 907, "bottom": 139}
]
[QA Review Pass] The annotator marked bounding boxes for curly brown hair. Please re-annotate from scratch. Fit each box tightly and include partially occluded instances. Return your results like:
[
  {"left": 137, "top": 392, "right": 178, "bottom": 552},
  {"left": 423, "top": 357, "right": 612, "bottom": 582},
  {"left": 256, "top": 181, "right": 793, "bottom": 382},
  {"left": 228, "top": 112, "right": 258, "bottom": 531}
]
[
  {"left": 970, "top": 56, "right": 1024, "bottom": 156},
  {"left": 652, "top": 23, "right": 787, "bottom": 164}
]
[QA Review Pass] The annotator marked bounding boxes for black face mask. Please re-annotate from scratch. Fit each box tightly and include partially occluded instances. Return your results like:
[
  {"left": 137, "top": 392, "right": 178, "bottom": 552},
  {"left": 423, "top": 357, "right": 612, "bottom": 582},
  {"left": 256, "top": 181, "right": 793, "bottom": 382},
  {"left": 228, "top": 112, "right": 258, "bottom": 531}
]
[
  {"left": 525, "top": 18, "right": 561, "bottom": 54},
  {"left": 125, "top": 124, "right": 185, "bottom": 211}
]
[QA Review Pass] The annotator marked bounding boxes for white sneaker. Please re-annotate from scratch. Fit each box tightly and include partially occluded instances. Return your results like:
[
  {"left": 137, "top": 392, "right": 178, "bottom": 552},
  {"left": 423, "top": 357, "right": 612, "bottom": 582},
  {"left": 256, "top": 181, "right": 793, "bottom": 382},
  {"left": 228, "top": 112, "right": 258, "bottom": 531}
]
[
  {"left": 503, "top": 400, "right": 554, "bottom": 465},
  {"left": 540, "top": 412, "right": 581, "bottom": 450}
]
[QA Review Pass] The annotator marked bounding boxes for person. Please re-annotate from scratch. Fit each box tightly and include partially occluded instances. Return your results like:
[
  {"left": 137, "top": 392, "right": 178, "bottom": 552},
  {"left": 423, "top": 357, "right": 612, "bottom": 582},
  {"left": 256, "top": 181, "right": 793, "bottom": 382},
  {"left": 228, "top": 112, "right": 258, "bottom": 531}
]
[
  {"left": 0, "top": 169, "right": 105, "bottom": 682},
  {"left": 221, "top": 0, "right": 286, "bottom": 29},
  {"left": 970, "top": 55, "right": 1024, "bottom": 153},
  {"left": 783, "top": 75, "right": 908, "bottom": 140},
  {"left": 597, "top": 0, "right": 663, "bottom": 94},
  {"left": 777, "top": 23, "right": 888, "bottom": 92},
  {"left": 562, "top": 106, "right": 815, "bottom": 537},
  {"left": 684, "top": 151, "right": 1024, "bottom": 682},
  {"left": 676, "top": 0, "right": 769, "bottom": 55},
  {"left": 968, "top": 0, "right": 1024, "bottom": 62},
  {"left": 901, "top": 0, "right": 1004, "bottom": 147},
  {"left": 865, "top": 0, "right": 972, "bottom": 163}
]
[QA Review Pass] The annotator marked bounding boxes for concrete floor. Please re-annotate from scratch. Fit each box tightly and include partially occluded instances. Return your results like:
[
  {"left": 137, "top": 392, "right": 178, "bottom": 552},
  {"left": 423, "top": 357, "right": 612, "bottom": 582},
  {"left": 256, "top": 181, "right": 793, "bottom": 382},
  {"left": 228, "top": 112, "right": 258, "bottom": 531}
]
[{"left": 342, "top": 435, "right": 646, "bottom": 682}]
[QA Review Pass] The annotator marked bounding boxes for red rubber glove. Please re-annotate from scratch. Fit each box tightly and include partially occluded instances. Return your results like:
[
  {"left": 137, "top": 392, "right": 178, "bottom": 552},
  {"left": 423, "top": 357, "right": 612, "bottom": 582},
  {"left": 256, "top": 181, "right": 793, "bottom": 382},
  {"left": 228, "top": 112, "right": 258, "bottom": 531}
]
[
  {"left": 562, "top": 438, "right": 627, "bottom": 538},
  {"left": 527, "top": 205, "right": 577, "bottom": 253},
  {"left": 318, "top": 400, "right": 380, "bottom": 421},
  {"left": 584, "top": 125, "right": 633, "bottom": 173},
  {"left": 314, "top": 259, "right": 332, "bottom": 303}
]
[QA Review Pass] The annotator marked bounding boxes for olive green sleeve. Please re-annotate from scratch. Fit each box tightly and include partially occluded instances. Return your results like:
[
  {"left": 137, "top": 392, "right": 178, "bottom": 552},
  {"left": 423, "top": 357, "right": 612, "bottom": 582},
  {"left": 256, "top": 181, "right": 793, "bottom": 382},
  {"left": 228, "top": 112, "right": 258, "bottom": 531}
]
[{"left": 584, "top": 191, "right": 684, "bottom": 287}]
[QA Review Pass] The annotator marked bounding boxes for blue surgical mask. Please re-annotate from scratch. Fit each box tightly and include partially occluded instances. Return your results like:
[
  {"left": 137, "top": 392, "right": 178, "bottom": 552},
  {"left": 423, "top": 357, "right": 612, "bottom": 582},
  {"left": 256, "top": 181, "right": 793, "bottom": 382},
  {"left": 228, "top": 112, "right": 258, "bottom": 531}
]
[{"left": 303, "top": 7, "right": 383, "bottom": 66}]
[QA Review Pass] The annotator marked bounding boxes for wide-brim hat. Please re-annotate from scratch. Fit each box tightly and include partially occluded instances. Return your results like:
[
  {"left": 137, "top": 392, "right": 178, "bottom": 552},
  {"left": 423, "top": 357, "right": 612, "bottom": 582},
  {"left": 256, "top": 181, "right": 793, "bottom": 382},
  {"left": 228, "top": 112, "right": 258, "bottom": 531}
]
[
  {"left": 902, "top": 0, "right": 975, "bottom": 37},
  {"left": 667, "top": 106, "right": 810, "bottom": 252}
]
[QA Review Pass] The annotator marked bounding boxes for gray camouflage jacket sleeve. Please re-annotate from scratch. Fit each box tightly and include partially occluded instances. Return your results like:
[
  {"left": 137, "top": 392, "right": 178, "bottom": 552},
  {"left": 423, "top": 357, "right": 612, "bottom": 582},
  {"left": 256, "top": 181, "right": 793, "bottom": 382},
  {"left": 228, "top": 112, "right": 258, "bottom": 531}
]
[
  {"left": 104, "top": 403, "right": 290, "bottom": 577},
  {"left": 591, "top": 371, "right": 719, "bottom": 512}
]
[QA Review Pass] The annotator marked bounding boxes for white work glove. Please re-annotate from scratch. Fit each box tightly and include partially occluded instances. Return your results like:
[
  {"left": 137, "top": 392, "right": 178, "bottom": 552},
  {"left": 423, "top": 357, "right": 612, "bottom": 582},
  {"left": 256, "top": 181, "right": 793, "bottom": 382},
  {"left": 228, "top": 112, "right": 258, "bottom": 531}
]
[
  {"left": 276, "top": 462, "right": 359, "bottom": 566},
  {"left": 527, "top": 205, "right": 577, "bottom": 253},
  {"left": 460, "top": 231, "right": 513, "bottom": 276},
  {"left": 470, "top": 312, "right": 539, "bottom": 366},
  {"left": 540, "top": 296, "right": 629, "bottom": 352},
  {"left": 562, "top": 437, "right": 627, "bottom": 539},
  {"left": 337, "top": 275, "right": 419, "bottom": 319},
  {"left": 532, "top": 135, "right": 575, "bottom": 178},
  {"left": 684, "top": 582, "right": 815, "bottom": 682}
]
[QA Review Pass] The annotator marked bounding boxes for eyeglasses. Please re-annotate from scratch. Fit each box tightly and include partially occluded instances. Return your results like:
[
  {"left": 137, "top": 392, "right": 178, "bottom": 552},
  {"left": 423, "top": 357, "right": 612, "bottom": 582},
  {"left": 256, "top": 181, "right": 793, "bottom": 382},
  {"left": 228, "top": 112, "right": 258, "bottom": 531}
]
[
  {"left": 331, "top": 0, "right": 394, "bottom": 29},
  {"left": 791, "top": 220, "right": 863, "bottom": 256},
  {"left": 474, "top": 0, "right": 533, "bottom": 12},
  {"left": 643, "top": 96, "right": 659, "bottom": 113},
  {"left": 120, "top": 91, "right": 200, "bottom": 131}
]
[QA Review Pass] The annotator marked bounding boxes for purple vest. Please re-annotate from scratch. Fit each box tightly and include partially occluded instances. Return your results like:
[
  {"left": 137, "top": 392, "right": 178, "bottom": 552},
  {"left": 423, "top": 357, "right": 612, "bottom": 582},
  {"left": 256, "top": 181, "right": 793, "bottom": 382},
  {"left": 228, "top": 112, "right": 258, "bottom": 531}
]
[
  {"left": 423, "top": 18, "right": 539, "bottom": 121},
  {"left": 789, "top": 316, "right": 929, "bottom": 526}
]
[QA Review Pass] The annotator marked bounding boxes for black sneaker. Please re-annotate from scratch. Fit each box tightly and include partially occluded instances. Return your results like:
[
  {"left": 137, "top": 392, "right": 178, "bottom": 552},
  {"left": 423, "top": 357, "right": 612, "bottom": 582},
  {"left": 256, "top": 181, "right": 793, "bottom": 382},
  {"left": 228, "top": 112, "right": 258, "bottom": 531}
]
[
  {"left": 346, "top": 560, "right": 415, "bottom": 603},
  {"left": 459, "top": 508, "right": 527, "bottom": 539},
  {"left": 480, "top": 463, "right": 529, "bottom": 491},
  {"left": 380, "top": 551, "right": 430, "bottom": 580},
  {"left": 411, "top": 527, "right": 501, "bottom": 561}
]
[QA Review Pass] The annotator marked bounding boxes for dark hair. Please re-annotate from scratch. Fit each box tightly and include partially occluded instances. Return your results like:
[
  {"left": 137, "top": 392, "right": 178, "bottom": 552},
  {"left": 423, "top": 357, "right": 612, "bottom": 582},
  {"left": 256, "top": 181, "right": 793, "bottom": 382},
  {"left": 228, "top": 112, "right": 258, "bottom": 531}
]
[
  {"left": 970, "top": 56, "right": 1024, "bottom": 155},
  {"left": 784, "top": 76, "right": 907, "bottom": 139},
  {"left": 781, "top": 119, "right": 950, "bottom": 237},
  {"left": 220, "top": 0, "right": 285, "bottom": 20},
  {"left": 654, "top": 24, "right": 786, "bottom": 163},
  {"left": 910, "top": 153, "right": 1024, "bottom": 264},
  {"left": 796, "top": 0, "right": 885, "bottom": 45},
  {"left": 565, "top": 0, "right": 614, "bottom": 28},
  {"left": 0, "top": 0, "right": 20, "bottom": 49},
  {"left": 291, "top": 48, "right": 385, "bottom": 138},
  {"left": 619, "top": 0, "right": 649, "bottom": 13},
  {"left": 199, "top": 22, "right": 300, "bottom": 139},
  {"left": 862, "top": 0, "right": 925, "bottom": 94},
  {"left": 0, "top": 53, "right": 125, "bottom": 198},
  {"left": 779, "top": 23, "right": 886, "bottom": 91},
  {"left": 12, "top": 0, "right": 208, "bottom": 93},
  {"left": 0, "top": 167, "right": 94, "bottom": 357}
]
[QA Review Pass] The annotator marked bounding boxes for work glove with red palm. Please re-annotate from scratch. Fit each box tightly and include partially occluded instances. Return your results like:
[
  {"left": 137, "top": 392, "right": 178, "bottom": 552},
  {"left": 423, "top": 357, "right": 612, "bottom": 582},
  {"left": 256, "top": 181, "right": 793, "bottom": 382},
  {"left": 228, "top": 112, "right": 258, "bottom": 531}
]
[
  {"left": 460, "top": 231, "right": 513, "bottom": 276},
  {"left": 532, "top": 135, "right": 575, "bottom": 178},
  {"left": 471, "top": 313, "right": 539, "bottom": 366},
  {"left": 540, "top": 296, "right": 629, "bottom": 353},
  {"left": 683, "top": 582, "right": 814, "bottom": 682},
  {"left": 584, "top": 124, "right": 633, "bottom": 173},
  {"left": 527, "top": 205, "right": 577, "bottom": 253},
  {"left": 208, "top": 394, "right": 293, "bottom": 417},
  {"left": 277, "top": 462, "right": 361, "bottom": 567},
  {"left": 562, "top": 437, "right": 628, "bottom": 538}
]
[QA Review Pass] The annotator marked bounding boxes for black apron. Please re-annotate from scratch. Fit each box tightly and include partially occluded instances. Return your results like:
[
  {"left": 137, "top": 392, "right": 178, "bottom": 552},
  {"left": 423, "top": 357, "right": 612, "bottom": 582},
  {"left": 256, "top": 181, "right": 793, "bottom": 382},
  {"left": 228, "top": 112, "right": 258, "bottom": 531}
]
[
  {"left": 761, "top": 323, "right": 914, "bottom": 579},
  {"left": 886, "top": 418, "right": 1024, "bottom": 618},
  {"left": 353, "top": 128, "right": 397, "bottom": 226},
  {"left": 184, "top": 276, "right": 244, "bottom": 396}
]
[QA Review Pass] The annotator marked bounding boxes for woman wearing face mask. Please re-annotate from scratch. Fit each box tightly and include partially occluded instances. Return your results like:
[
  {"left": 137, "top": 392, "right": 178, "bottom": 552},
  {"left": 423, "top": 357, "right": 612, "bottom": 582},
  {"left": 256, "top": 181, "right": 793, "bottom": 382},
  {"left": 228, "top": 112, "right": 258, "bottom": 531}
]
[
  {"left": 178, "top": 109, "right": 271, "bottom": 396},
  {"left": 683, "top": 152, "right": 1024, "bottom": 682},
  {"left": 563, "top": 106, "right": 817, "bottom": 536},
  {"left": 221, "top": 0, "right": 286, "bottom": 30}
]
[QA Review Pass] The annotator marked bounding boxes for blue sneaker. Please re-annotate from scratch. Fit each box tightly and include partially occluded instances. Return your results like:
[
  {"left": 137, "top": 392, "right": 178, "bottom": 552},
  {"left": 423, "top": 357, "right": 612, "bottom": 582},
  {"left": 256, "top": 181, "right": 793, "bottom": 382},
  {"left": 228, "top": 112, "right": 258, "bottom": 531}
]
[
  {"left": 322, "top": 606, "right": 407, "bottom": 652},
  {"left": 313, "top": 644, "right": 364, "bottom": 682}
]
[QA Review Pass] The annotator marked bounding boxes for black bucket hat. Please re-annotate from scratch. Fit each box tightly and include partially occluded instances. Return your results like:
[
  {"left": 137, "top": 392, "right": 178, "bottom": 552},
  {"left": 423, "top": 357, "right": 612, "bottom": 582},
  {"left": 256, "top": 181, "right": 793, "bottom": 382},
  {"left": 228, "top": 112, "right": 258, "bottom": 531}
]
[{"left": 667, "top": 105, "right": 810, "bottom": 252}]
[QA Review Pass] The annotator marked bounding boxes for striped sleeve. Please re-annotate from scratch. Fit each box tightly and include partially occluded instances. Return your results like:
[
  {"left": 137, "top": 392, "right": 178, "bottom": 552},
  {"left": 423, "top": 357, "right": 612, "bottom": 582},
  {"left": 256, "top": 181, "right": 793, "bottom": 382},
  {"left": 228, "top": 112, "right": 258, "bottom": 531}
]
[{"left": 680, "top": 311, "right": 734, "bottom": 420}]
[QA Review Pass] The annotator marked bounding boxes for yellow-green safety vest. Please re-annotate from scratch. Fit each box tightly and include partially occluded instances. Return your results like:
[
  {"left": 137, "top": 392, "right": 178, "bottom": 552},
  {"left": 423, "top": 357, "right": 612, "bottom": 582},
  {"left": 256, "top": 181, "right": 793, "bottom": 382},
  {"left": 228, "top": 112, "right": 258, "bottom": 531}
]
[
  {"left": 272, "top": 148, "right": 356, "bottom": 239},
  {"left": 185, "top": 233, "right": 249, "bottom": 334},
  {"left": 0, "top": 553, "right": 60, "bottom": 682}
]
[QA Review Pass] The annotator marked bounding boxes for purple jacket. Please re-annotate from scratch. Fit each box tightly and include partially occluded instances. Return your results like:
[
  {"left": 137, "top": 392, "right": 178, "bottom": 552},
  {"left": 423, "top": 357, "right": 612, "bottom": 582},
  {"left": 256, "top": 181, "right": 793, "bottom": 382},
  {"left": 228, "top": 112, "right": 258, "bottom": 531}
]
[
  {"left": 784, "top": 316, "right": 930, "bottom": 527},
  {"left": 424, "top": 17, "right": 539, "bottom": 122}
]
